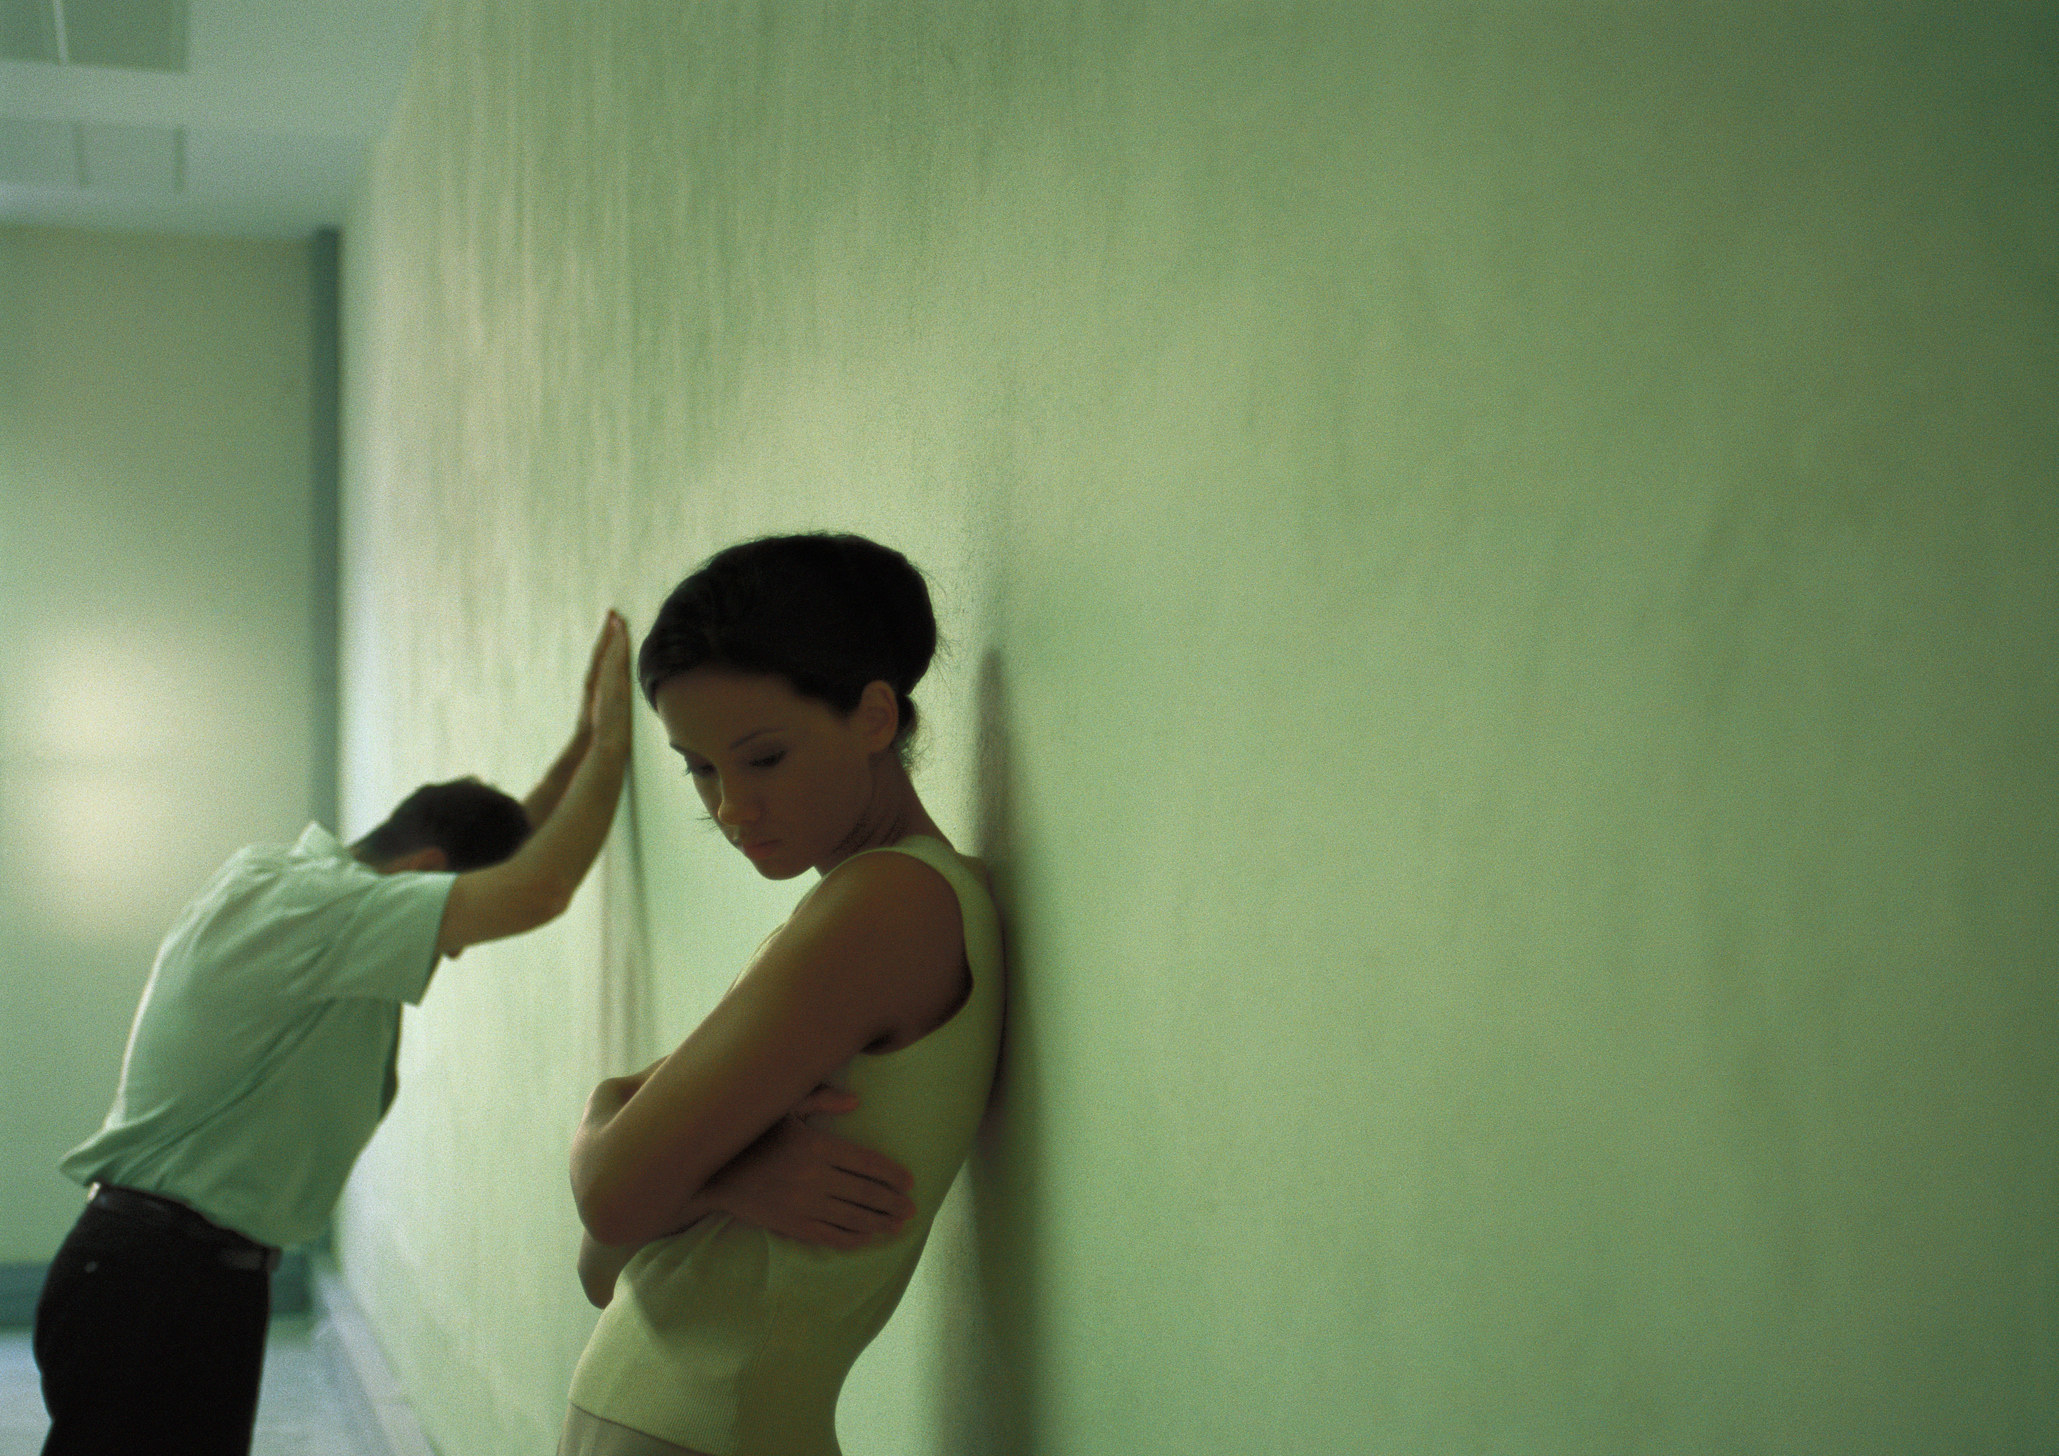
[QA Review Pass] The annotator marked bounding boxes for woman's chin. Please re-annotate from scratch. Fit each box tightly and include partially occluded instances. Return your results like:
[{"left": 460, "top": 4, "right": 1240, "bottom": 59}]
[{"left": 744, "top": 849, "right": 810, "bottom": 881}]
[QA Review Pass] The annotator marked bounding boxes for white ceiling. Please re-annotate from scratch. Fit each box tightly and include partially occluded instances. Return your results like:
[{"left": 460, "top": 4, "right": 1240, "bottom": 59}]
[{"left": 0, "top": 0, "right": 428, "bottom": 237}]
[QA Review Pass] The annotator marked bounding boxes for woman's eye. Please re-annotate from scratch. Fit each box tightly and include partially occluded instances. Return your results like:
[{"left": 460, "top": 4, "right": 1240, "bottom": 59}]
[{"left": 681, "top": 752, "right": 780, "bottom": 779}]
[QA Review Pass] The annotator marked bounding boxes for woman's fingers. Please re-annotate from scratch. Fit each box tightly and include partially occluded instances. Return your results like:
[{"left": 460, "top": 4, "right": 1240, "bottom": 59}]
[
  {"left": 821, "top": 1196, "right": 904, "bottom": 1239},
  {"left": 827, "top": 1137, "right": 914, "bottom": 1195},
  {"left": 709, "top": 1112, "right": 916, "bottom": 1248},
  {"left": 829, "top": 1172, "right": 915, "bottom": 1226},
  {"left": 788, "top": 1086, "right": 860, "bottom": 1120}
]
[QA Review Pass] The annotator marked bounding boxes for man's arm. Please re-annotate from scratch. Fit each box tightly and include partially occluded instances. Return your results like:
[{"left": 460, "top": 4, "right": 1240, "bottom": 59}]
[
  {"left": 521, "top": 729, "right": 591, "bottom": 830},
  {"left": 521, "top": 616, "right": 614, "bottom": 827},
  {"left": 436, "top": 611, "right": 633, "bottom": 959}
]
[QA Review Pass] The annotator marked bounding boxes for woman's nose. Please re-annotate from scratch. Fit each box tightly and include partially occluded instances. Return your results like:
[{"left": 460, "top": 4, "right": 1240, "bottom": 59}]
[{"left": 716, "top": 785, "right": 758, "bottom": 825}]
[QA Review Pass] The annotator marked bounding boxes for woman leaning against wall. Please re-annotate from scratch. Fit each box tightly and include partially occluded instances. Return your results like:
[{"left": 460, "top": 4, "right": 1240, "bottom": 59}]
[{"left": 561, "top": 532, "right": 1004, "bottom": 1456}]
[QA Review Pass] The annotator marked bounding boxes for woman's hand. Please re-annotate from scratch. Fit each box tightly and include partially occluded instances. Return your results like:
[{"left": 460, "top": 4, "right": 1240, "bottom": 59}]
[{"left": 701, "top": 1086, "right": 917, "bottom": 1250}]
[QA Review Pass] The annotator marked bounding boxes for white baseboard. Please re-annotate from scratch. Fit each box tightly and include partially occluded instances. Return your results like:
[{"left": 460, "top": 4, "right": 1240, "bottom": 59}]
[{"left": 310, "top": 1261, "right": 436, "bottom": 1456}]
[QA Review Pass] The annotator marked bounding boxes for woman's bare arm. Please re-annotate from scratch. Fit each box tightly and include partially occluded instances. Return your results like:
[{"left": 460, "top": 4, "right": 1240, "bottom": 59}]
[
  {"left": 578, "top": 1231, "right": 642, "bottom": 1308},
  {"left": 570, "top": 852, "right": 963, "bottom": 1248},
  {"left": 573, "top": 1086, "right": 917, "bottom": 1308}
]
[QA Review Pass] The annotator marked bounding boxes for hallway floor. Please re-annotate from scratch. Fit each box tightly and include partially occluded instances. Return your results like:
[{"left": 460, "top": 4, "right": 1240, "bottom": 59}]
[{"left": 0, "top": 1316, "right": 376, "bottom": 1456}]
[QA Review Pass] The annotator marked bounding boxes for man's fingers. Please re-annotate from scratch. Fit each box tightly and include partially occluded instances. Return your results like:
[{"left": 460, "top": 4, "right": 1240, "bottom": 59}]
[
  {"left": 586, "top": 613, "right": 616, "bottom": 675},
  {"left": 575, "top": 614, "right": 615, "bottom": 728},
  {"left": 587, "top": 618, "right": 634, "bottom": 731}
]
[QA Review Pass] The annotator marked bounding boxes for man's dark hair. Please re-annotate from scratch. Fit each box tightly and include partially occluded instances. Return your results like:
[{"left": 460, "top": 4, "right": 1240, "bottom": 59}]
[{"left": 352, "top": 778, "right": 530, "bottom": 872}]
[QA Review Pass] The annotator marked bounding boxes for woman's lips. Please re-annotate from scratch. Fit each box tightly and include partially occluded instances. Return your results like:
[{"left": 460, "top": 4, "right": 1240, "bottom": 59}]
[{"left": 739, "top": 840, "right": 780, "bottom": 860}]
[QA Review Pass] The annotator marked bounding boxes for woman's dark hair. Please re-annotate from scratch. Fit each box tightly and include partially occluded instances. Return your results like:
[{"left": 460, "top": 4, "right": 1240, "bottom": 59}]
[
  {"left": 353, "top": 777, "right": 531, "bottom": 872},
  {"left": 638, "top": 533, "right": 937, "bottom": 753}
]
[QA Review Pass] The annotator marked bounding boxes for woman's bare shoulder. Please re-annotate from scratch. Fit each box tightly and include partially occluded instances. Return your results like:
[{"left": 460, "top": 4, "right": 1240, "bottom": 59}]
[
  {"left": 799, "top": 847, "right": 962, "bottom": 943},
  {"left": 765, "top": 849, "right": 965, "bottom": 1036}
]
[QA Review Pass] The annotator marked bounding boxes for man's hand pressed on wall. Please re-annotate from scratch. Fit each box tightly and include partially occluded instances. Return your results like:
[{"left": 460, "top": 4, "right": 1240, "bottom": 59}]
[
  {"left": 523, "top": 611, "right": 622, "bottom": 828},
  {"left": 439, "top": 612, "right": 634, "bottom": 959}
]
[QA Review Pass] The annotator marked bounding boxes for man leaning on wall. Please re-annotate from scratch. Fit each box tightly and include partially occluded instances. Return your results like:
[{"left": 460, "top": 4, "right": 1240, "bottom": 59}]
[{"left": 30, "top": 612, "right": 914, "bottom": 1456}]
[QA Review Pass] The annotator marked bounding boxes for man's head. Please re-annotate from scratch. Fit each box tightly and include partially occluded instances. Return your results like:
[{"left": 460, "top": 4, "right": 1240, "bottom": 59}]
[{"left": 351, "top": 778, "right": 530, "bottom": 874}]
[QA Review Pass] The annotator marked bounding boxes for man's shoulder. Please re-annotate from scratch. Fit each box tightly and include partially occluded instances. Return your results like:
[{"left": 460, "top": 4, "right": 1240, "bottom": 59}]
[
  {"left": 185, "top": 829, "right": 372, "bottom": 923},
  {"left": 163, "top": 827, "right": 439, "bottom": 992},
  {"left": 208, "top": 823, "right": 340, "bottom": 868}
]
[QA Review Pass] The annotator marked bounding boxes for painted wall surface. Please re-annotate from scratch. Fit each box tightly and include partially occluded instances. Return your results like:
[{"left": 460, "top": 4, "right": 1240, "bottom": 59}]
[
  {"left": 0, "top": 226, "right": 317, "bottom": 1260},
  {"left": 334, "top": 6, "right": 2058, "bottom": 1453}
]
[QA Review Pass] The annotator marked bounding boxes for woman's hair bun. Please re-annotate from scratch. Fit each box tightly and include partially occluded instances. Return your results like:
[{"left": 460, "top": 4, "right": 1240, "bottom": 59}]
[
  {"left": 638, "top": 532, "right": 938, "bottom": 753},
  {"left": 829, "top": 534, "right": 936, "bottom": 692}
]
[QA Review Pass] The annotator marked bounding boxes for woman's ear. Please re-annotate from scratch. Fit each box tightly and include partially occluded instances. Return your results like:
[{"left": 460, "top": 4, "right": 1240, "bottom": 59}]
[{"left": 858, "top": 679, "right": 901, "bottom": 753}]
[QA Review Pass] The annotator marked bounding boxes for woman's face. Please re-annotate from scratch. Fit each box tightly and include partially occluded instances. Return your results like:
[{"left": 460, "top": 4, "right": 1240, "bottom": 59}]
[{"left": 652, "top": 667, "right": 895, "bottom": 879}]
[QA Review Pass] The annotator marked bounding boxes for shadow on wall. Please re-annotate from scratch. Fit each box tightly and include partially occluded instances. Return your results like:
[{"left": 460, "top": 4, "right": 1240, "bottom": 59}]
[
  {"left": 932, "top": 647, "right": 1045, "bottom": 1456},
  {"left": 599, "top": 765, "right": 654, "bottom": 1071}
]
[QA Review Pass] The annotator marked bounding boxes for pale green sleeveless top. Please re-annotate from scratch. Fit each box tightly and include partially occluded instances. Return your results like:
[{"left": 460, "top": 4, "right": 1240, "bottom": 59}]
[{"left": 567, "top": 836, "right": 1005, "bottom": 1456}]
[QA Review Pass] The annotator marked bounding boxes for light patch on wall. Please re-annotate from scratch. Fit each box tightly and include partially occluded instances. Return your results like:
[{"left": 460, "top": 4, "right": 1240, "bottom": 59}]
[
  {"left": 4, "top": 763, "right": 187, "bottom": 939},
  {"left": 1, "top": 624, "right": 236, "bottom": 937},
  {"left": 15, "top": 625, "right": 228, "bottom": 759}
]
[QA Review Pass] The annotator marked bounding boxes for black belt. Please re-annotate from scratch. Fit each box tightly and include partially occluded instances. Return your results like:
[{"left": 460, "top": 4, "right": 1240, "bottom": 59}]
[{"left": 86, "top": 1184, "right": 283, "bottom": 1273}]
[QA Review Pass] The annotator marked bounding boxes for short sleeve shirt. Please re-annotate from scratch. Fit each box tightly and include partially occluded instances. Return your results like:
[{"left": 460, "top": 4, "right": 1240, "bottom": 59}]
[{"left": 59, "top": 824, "right": 455, "bottom": 1248}]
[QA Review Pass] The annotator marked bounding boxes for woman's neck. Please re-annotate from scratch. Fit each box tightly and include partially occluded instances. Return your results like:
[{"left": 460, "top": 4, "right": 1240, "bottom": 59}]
[{"left": 821, "top": 756, "right": 945, "bottom": 871}]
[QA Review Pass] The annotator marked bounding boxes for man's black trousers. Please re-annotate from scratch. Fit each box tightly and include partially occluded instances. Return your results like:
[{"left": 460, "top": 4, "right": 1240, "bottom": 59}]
[{"left": 33, "top": 1193, "right": 275, "bottom": 1456}]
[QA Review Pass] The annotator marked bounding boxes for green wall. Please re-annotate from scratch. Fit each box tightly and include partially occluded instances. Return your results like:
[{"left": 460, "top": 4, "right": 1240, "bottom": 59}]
[
  {"left": 333, "top": 5, "right": 2058, "bottom": 1452},
  {"left": 0, "top": 225, "right": 321, "bottom": 1262}
]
